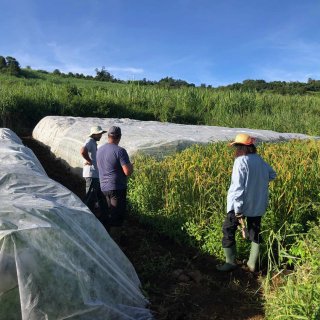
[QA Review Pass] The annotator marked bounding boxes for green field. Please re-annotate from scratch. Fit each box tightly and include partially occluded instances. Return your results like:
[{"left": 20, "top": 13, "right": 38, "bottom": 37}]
[
  {"left": 1, "top": 70, "right": 319, "bottom": 318},
  {"left": 1, "top": 70, "right": 320, "bottom": 136},
  {"left": 128, "top": 140, "right": 320, "bottom": 319}
]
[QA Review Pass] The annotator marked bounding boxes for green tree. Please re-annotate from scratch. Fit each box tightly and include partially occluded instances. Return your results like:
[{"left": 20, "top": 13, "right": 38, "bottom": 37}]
[
  {"left": 158, "top": 77, "right": 192, "bottom": 88},
  {"left": 5, "top": 56, "right": 21, "bottom": 76},
  {"left": 95, "top": 67, "right": 114, "bottom": 81},
  {"left": 53, "top": 69, "right": 61, "bottom": 75},
  {"left": 0, "top": 56, "right": 7, "bottom": 69}
]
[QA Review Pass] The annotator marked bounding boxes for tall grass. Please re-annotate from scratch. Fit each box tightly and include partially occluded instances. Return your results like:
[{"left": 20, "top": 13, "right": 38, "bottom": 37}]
[
  {"left": 128, "top": 140, "right": 320, "bottom": 258},
  {"left": 128, "top": 140, "right": 320, "bottom": 316},
  {"left": 1, "top": 73, "right": 320, "bottom": 135},
  {"left": 264, "top": 222, "right": 320, "bottom": 319}
]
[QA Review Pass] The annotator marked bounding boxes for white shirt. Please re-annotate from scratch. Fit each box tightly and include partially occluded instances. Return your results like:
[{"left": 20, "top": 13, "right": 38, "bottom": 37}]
[{"left": 82, "top": 138, "right": 99, "bottom": 178}]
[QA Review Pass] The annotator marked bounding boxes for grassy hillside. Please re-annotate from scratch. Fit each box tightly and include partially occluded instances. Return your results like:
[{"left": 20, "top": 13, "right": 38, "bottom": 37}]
[{"left": 1, "top": 70, "right": 320, "bottom": 135}]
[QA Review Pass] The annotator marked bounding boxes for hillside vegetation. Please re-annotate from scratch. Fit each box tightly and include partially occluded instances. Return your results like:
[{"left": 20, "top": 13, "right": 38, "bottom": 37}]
[
  {"left": 1, "top": 59, "right": 320, "bottom": 135},
  {"left": 1, "top": 58, "right": 320, "bottom": 318}
]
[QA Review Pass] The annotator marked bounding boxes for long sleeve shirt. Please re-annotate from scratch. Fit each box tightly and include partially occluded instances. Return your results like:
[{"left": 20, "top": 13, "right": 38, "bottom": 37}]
[{"left": 227, "top": 153, "right": 276, "bottom": 217}]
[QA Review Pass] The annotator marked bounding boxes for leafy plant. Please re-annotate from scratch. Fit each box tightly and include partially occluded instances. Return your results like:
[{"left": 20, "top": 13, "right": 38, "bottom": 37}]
[{"left": 264, "top": 222, "right": 320, "bottom": 320}]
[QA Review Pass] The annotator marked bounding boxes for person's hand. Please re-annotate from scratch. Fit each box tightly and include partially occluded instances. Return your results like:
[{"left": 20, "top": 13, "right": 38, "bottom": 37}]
[
  {"left": 235, "top": 213, "right": 243, "bottom": 219},
  {"left": 84, "top": 160, "right": 92, "bottom": 166},
  {"left": 235, "top": 213, "right": 248, "bottom": 239}
]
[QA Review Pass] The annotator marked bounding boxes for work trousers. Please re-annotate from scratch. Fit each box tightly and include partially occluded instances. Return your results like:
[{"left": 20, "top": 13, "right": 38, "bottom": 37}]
[
  {"left": 222, "top": 210, "right": 262, "bottom": 248},
  {"left": 84, "top": 177, "right": 108, "bottom": 217},
  {"left": 103, "top": 189, "right": 127, "bottom": 227}
]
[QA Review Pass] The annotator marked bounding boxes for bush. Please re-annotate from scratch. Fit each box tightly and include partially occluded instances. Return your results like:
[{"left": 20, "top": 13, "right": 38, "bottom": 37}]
[{"left": 264, "top": 222, "right": 320, "bottom": 319}]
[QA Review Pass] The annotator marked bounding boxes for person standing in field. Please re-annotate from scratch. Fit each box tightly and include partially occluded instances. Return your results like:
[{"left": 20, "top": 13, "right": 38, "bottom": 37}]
[
  {"left": 217, "top": 133, "right": 277, "bottom": 272},
  {"left": 97, "top": 126, "right": 133, "bottom": 237},
  {"left": 80, "top": 126, "right": 109, "bottom": 226}
]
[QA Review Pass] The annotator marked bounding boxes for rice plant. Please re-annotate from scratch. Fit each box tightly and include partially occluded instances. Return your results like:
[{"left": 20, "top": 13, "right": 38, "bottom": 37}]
[
  {"left": 264, "top": 222, "right": 320, "bottom": 320},
  {"left": 128, "top": 140, "right": 320, "bottom": 258}
]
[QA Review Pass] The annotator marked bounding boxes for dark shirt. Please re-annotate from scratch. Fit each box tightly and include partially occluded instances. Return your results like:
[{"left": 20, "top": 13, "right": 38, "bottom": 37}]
[{"left": 97, "top": 143, "right": 130, "bottom": 192}]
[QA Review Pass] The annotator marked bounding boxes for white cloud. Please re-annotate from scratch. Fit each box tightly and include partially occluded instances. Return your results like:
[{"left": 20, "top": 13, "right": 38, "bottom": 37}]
[
  {"left": 258, "top": 68, "right": 318, "bottom": 83},
  {"left": 260, "top": 26, "right": 320, "bottom": 66},
  {"left": 43, "top": 42, "right": 145, "bottom": 77},
  {"left": 108, "top": 67, "right": 144, "bottom": 74},
  {"left": 254, "top": 36, "right": 320, "bottom": 82}
]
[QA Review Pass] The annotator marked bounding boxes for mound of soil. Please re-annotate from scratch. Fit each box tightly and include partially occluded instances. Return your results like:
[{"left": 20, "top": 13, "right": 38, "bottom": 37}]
[{"left": 22, "top": 136, "right": 264, "bottom": 320}]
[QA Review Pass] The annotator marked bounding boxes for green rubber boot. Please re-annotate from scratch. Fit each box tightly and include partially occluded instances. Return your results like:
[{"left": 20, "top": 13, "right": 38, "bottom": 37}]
[
  {"left": 216, "top": 246, "right": 237, "bottom": 272},
  {"left": 247, "top": 242, "right": 260, "bottom": 272}
]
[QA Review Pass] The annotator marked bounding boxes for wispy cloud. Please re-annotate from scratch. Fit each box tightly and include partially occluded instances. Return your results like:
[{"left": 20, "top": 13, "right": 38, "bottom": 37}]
[
  {"left": 260, "top": 22, "right": 320, "bottom": 65},
  {"left": 254, "top": 35, "right": 320, "bottom": 82},
  {"left": 258, "top": 68, "right": 316, "bottom": 82},
  {"left": 45, "top": 42, "right": 144, "bottom": 77},
  {"left": 108, "top": 67, "right": 143, "bottom": 74}
]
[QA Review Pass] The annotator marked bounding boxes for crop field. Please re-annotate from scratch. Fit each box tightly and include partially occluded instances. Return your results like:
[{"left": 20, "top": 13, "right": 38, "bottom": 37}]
[
  {"left": 128, "top": 140, "right": 320, "bottom": 256},
  {"left": 1, "top": 71, "right": 320, "bottom": 136},
  {"left": 128, "top": 140, "right": 320, "bottom": 319},
  {"left": 1, "top": 71, "right": 319, "bottom": 318}
]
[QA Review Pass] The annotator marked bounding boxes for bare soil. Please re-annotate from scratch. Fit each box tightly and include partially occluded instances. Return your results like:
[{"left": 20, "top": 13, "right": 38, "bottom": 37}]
[{"left": 21, "top": 136, "right": 265, "bottom": 320}]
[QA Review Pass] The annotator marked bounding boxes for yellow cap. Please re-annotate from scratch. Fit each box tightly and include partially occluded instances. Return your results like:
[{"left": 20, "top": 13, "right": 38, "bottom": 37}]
[{"left": 229, "top": 133, "right": 256, "bottom": 146}]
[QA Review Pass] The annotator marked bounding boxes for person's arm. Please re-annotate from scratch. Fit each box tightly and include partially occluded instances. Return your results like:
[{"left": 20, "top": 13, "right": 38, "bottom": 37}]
[
  {"left": 119, "top": 148, "right": 133, "bottom": 176},
  {"left": 267, "top": 163, "right": 277, "bottom": 181},
  {"left": 80, "top": 146, "right": 92, "bottom": 165},
  {"left": 122, "top": 162, "right": 133, "bottom": 176}
]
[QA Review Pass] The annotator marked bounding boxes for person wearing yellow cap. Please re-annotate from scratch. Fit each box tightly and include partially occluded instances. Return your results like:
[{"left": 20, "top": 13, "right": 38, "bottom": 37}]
[{"left": 216, "top": 133, "right": 276, "bottom": 272}]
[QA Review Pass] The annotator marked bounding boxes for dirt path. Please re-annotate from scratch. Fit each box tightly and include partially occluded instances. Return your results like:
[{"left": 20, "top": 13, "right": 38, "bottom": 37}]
[{"left": 21, "top": 136, "right": 264, "bottom": 320}]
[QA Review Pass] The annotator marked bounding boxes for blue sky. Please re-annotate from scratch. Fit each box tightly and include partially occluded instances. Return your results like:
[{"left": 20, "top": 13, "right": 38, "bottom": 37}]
[{"left": 1, "top": 0, "right": 319, "bottom": 86}]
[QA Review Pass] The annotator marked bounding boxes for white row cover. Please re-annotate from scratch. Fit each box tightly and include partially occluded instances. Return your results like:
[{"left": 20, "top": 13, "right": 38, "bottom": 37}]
[
  {"left": 0, "top": 128, "right": 152, "bottom": 320},
  {"left": 33, "top": 116, "right": 316, "bottom": 176}
]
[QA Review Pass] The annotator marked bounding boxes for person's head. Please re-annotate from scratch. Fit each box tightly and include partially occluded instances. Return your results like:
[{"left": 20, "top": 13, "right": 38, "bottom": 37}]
[
  {"left": 107, "top": 126, "right": 122, "bottom": 144},
  {"left": 89, "top": 126, "right": 106, "bottom": 141},
  {"left": 229, "top": 133, "right": 257, "bottom": 157}
]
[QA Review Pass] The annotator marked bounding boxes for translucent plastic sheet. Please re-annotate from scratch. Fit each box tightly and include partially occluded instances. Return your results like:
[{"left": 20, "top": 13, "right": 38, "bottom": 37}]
[
  {"left": 0, "top": 128, "right": 152, "bottom": 320},
  {"left": 33, "top": 116, "right": 316, "bottom": 176}
]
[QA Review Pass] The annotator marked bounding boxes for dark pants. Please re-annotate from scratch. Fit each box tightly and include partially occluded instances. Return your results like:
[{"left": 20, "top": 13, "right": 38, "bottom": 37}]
[
  {"left": 222, "top": 211, "right": 262, "bottom": 248},
  {"left": 84, "top": 177, "right": 108, "bottom": 219},
  {"left": 103, "top": 189, "right": 127, "bottom": 227}
]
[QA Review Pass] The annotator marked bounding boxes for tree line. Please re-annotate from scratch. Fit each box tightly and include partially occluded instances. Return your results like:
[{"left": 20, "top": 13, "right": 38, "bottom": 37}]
[
  {"left": 47, "top": 67, "right": 196, "bottom": 88},
  {"left": 1, "top": 55, "right": 320, "bottom": 94},
  {"left": 218, "top": 78, "right": 320, "bottom": 95}
]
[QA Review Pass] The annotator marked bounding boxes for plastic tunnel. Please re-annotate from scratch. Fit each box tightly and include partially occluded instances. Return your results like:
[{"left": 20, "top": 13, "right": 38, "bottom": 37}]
[
  {"left": 0, "top": 128, "right": 153, "bottom": 320},
  {"left": 32, "top": 116, "right": 316, "bottom": 176}
]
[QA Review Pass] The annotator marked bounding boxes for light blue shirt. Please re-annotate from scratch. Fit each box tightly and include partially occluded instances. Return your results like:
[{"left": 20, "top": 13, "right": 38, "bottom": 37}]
[{"left": 227, "top": 154, "right": 276, "bottom": 217}]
